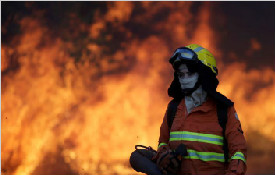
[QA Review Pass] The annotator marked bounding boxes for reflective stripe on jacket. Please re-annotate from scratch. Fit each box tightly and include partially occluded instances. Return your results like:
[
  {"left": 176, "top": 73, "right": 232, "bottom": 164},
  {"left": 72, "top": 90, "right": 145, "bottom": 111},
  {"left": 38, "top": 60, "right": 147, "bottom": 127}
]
[{"left": 156, "top": 97, "right": 247, "bottom": 175}]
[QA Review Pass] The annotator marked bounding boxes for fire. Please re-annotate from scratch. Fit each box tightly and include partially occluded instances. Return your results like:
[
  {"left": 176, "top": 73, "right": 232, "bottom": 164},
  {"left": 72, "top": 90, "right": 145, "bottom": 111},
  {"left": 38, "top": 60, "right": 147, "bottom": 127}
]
[
  {"left": 1, "top": 2, "right": 275, "bottom": 175},
  {"left": 218, "top": 63, "right": 275, "bottom": 138}
]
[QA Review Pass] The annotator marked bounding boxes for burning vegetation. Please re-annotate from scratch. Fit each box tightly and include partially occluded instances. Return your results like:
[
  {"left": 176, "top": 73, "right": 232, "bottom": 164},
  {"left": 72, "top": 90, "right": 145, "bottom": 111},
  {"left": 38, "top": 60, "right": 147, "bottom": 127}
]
[{"left": 1, "top": 2, "right": 275, "bottom": 175}]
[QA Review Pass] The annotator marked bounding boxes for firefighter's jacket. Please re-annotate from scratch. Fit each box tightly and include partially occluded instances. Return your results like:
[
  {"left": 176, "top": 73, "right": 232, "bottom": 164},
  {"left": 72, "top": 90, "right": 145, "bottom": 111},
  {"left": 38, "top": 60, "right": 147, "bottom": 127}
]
[{"left": 155, "top": 97, "right": 247, "bottom": 175}]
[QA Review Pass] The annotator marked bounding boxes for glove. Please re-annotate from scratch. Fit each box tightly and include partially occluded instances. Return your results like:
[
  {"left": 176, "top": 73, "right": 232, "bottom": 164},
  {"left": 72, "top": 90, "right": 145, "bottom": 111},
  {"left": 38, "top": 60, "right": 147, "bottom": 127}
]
[
  {"left": 156, "top": 150, "right": 180, "bottom": 174},
  {"left": 226, "top": 159, "right": 246, "bottom": 175}
]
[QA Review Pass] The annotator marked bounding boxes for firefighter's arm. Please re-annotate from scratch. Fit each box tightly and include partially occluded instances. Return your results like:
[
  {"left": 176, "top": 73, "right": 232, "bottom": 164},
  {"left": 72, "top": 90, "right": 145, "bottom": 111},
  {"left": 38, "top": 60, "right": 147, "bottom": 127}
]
[
  {"left": 225, "top": 106, "right": 247, "bottom": 175},
  {"left": 152, "top": 111, "right": 170, "bottom": 161}
]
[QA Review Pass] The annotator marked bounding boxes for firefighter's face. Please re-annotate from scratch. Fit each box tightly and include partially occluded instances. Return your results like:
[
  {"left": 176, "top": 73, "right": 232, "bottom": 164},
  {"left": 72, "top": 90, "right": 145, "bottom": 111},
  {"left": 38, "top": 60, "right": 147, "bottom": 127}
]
[{"left": 177, "top": 64, "right": 199, "bottom": 89}]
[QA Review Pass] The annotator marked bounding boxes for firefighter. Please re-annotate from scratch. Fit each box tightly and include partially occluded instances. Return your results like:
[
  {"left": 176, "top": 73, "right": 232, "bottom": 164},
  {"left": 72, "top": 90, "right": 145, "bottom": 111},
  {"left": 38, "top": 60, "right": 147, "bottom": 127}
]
[
  {"left": 153, "top": 44, "right": 247, "bottom": 175},
  {"left": 129, "top": 44, "right": 247, "bottom": 175}
]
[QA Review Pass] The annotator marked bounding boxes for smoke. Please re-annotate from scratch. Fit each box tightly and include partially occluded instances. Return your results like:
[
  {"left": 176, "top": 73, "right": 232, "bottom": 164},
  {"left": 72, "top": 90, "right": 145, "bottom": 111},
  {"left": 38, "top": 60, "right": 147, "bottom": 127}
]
[{"left": 1, "top": 2, "right": 275, "bottom": 175}]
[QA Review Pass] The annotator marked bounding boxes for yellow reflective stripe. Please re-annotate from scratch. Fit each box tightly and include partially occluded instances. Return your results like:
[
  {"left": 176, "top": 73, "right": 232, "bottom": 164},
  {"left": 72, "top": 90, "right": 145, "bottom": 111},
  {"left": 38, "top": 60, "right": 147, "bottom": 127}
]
[
  {"left": 170, "top": 138, "right": 223, "bottom": 145},
  {"left": 170, "top": 131, "right": 223, "bottom": 145},
  {"left": 170, "top": 131, "right": 223, "bottom": 139},
  {"left": 184, "top": 149, "right": 225, "bottom": 162},
  {"left": 231, "top": 152, "right": 246, "bottom": 163},
  {"left": 158, "top": 142, "right": 167, "bottom": 149}
]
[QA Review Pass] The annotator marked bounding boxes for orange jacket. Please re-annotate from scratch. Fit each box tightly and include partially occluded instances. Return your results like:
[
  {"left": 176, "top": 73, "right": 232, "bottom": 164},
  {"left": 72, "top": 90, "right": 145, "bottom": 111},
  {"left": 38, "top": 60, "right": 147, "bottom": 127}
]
[{"left": 155, "top": 97, "right": 247, "bottom": 175}]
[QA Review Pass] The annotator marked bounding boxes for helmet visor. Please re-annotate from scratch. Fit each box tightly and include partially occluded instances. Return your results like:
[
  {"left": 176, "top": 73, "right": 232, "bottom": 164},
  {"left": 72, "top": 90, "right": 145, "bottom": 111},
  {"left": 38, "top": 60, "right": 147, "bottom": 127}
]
[{"left": 169, "top": 48, "right": 199, "bottom": 67}]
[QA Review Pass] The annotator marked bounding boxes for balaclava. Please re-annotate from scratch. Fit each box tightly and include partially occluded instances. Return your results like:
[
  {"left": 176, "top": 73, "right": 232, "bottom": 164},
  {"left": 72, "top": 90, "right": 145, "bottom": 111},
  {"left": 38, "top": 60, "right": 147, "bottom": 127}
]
[
  {"left": 177, "top": 64, "right": 207, "bottom": 113},
  {"left": 178, "top": 64, "right": 199, "bottom": 89}
]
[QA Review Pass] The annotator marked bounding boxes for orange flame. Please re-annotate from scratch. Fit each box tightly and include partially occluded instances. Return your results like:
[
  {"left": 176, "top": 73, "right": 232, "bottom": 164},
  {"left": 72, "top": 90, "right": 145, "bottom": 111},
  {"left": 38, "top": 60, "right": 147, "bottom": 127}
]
[{"left": 1, "top": 2, "right": 275, "bottom": 175}]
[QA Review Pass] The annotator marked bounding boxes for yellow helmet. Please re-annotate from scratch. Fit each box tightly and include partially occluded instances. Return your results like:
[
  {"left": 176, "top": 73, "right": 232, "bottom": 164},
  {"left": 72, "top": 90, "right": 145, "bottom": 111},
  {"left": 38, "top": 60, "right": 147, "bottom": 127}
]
[
  {"left": 169, "top": 44, "right": 217, "bottom": 75},
  {"left": 185, "top": 44, "right": 217, "bottom": 74}
]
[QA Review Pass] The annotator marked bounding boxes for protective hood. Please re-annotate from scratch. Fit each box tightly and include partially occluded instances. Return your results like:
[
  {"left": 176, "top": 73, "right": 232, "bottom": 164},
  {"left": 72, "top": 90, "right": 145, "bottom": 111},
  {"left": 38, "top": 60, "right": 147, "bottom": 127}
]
[{"left": 168, "top": 61, "right": 233, "bottom": 107}]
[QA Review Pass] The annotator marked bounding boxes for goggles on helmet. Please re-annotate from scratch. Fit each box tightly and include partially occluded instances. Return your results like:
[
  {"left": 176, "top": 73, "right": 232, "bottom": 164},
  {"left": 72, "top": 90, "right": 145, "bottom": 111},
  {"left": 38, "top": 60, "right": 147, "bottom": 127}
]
[{"left": 169, "top": 47, "right": 199, "bottom": 67}]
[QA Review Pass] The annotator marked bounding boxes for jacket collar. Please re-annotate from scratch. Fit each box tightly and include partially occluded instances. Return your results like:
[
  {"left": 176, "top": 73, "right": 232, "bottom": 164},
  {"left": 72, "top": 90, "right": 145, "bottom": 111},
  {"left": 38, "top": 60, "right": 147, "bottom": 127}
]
[
  {"left": 186, "top": 96, "right": 215, "bottom": 113},
  {"left": 176, "top": 96, "right": 216, "bottom": 114}
]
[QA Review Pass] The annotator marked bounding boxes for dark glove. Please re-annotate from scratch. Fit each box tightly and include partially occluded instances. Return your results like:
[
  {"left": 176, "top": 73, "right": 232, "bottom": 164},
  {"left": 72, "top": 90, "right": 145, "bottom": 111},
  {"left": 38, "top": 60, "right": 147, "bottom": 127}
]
[
  {"left": 156, "top": 150, "right": 180, "bottom": 174},
  {"left": 156, "top": 144, "right": 188, "bottom": 174},
  {"left": 225, "top": 159, "right": 246, "bottom": 175}
]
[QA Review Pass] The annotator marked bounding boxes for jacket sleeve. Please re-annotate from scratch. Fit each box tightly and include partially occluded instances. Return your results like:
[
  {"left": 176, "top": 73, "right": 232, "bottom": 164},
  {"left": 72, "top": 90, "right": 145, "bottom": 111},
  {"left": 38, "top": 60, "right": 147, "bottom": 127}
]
[
  {"left": 152, "top": 110, "right": 170, "bottom": 161},
  {"left": 225, "top": 106, "right": 247, "bottom": 175}
]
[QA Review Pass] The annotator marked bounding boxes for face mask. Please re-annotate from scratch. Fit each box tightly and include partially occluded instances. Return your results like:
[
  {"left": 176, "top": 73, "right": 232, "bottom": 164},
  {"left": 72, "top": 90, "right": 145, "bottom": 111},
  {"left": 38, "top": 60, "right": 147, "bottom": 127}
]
[{"left": 178, "top": 64, "right": 199, "bottom": 89}]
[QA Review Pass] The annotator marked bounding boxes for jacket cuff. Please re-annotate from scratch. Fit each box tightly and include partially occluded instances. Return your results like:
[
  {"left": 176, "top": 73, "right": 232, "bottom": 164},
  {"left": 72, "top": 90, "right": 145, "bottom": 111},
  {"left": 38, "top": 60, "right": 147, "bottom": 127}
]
[
  {"left": 158, "top": 142, "right": 168, "bottom": 149},
  {"left": 231, "top": 152, "right": 246, "bottom": 163}
]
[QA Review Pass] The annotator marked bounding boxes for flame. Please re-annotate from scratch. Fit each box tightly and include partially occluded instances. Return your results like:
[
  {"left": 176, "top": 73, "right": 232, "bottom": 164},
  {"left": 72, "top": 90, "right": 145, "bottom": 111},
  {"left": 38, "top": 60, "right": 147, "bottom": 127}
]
[
  {"left": 2, "top": 2, "right": 275, "bottom": 175},
  {"left": 218, "top": 63, "right": 275, "bottom": 138}
]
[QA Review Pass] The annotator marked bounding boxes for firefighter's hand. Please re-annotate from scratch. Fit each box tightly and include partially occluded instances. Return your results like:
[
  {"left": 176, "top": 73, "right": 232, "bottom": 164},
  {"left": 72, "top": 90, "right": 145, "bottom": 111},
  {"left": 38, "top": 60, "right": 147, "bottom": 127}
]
[
  {"left": 226, "top": 159, "right": 246, "bottom": 175},
  {"left": 156, "top": 150, "right": 180, "bottom": 174}
]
